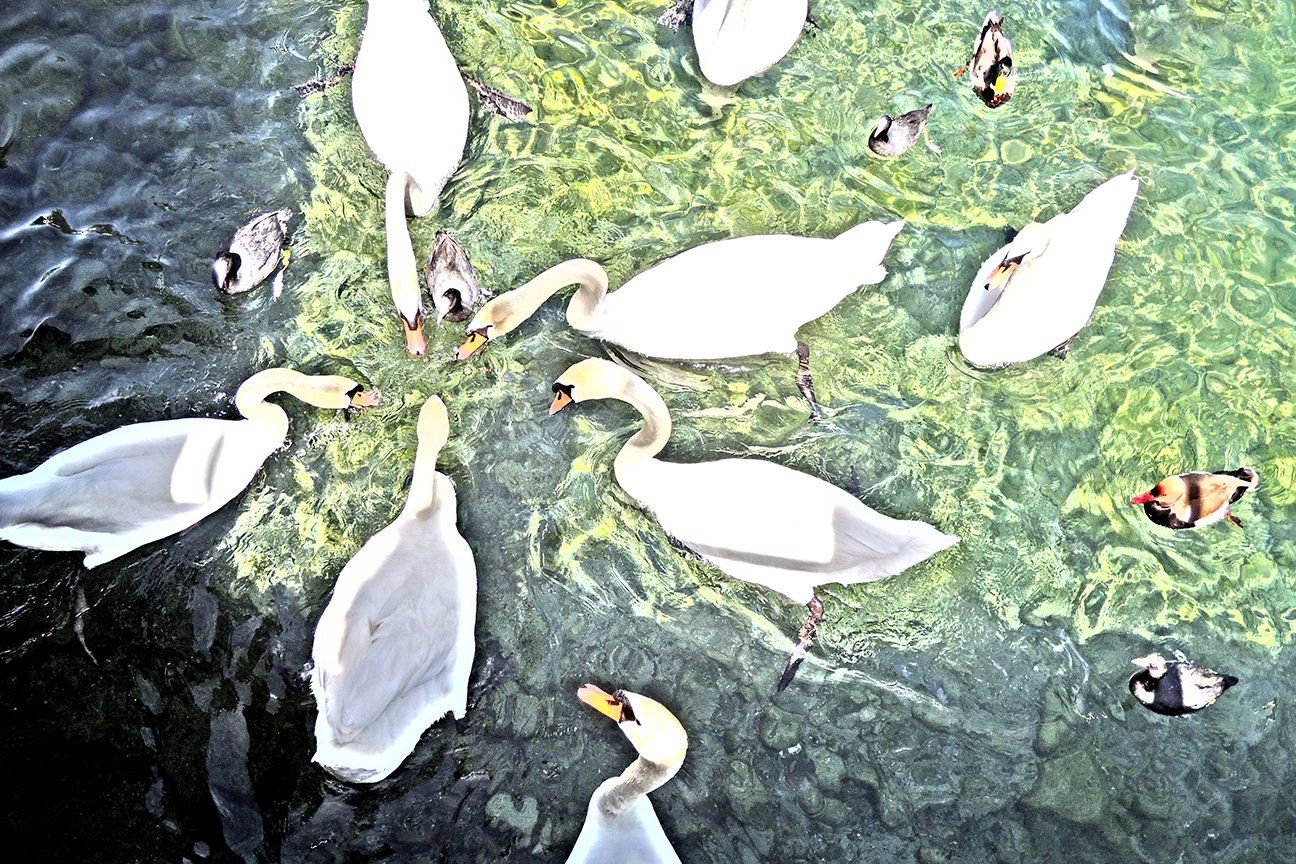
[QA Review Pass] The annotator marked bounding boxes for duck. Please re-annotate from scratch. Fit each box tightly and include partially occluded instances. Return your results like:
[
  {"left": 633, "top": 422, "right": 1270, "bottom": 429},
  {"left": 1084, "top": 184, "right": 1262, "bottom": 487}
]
[
  {"left": 352, "top": 0, "right": 469, "bottom": 355},
  {"left": 958, "top": 170, "right": 1139, "bottom": 367},
  {"left": 566, "top": 684, "right": 687, "bottom": 864},
  {"left": 964, "top": 11, "right": 1015, "bottom": 108},
  {"left": 1129, "top": 653, "right": 1238, "bottom": 716},
  {"left": 868, "top": 105, "right": 939, "bottom": 157},
  {"left": 424, "top": 230, "right": 480, "bottom": 324},
  {"left": 212, "top": 208, "right": 292, "bottom": 294},
  {"left": 457, "top": 221, "right": 905, "bottom": 414},
  {"left": 311, "top": 395, "right": 476, "bottom": 783},
  {"left": 1131, "top": 469, "right": 1258, "bottom": 530},
  {"left": 0, "top": 369, "right": 379, "bottom": 568},
  {"left": 690, "top": 0, "right": 809, "bottom": 88},
  {"left": 549, "top": 358, "right": 959, "bottom": 690}
]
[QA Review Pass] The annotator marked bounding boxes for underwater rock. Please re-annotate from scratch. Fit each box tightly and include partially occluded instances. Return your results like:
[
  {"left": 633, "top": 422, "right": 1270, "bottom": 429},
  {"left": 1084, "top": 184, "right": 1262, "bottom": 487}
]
[{"left": 206, "top": 706, "right": 264, "bottom": 864}]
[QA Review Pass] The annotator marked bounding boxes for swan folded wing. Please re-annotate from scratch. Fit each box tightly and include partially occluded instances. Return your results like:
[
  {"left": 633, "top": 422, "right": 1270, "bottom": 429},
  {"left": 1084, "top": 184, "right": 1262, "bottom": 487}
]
[
  {"left": 625, "top": 459, "right": 956, "bottom": 603},
  {"left": 567, "top": 788, "right": 681, "bottom": 864},
  {"left": 601, "top": 234, "right": 876, "bottom": 359},
  {"left": 692, "top": 0, "right": 809, "bottom": 87}
]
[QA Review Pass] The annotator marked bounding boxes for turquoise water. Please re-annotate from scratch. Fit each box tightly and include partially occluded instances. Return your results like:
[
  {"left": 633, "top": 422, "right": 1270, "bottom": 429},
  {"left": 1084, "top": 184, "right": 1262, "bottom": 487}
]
[{"left": 2, "top": 0, "right": 1295, "bottom": 861}]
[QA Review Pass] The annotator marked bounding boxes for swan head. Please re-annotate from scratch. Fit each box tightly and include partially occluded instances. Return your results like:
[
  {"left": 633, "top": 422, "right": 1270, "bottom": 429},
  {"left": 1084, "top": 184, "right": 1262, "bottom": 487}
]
[
  {"left": 212, "top": 251, "right": 241, "bottom": 293},
  {"left": 578, "top": 684, "right": 688, "bottom": 769},
  {"left": 983, "top": 222, "right": 1049, "bottom": 291},
  {"left": 425, "top": 231, "right": 480, "bottom": 324},
  {"left": 455, "top": 299, "right": 515, "bottom": 360},
  {"left": 548, "top": 357, "right": 630, "bottom": 414}
]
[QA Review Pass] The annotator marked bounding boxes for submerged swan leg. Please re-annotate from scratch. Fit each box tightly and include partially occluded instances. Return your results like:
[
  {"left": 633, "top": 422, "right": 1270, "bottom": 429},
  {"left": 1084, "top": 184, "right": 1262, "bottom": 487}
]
[
  {"left": 71, "top": 568, "right": 96, "bottom": 663},
  {"left": 1047, "top": 337, "right": 1074, "bottom": 360},
  {"left": 776, "top": 594, "right": 825, "bottom": 693},
  {"left": 794, "top": 341, "right": 824, "bottom": 421}
]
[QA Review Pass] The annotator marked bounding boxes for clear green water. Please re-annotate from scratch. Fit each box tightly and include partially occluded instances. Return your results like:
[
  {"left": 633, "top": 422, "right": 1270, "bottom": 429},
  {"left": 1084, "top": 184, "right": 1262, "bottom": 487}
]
[{"left": 2, "top": 0, "right": 1296, "bottom": 862}]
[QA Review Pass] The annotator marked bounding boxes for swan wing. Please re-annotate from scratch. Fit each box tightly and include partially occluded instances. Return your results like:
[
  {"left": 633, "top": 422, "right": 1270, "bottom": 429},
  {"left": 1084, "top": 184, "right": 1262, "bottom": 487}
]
[
  {"left": 0, "top": 418, "right": 281, "bottom": 567},
  {"left": 692, "top": 0, "right": 809, "bottom": 87},
  {"left": 351, "top": 0, "right": 469, "bottom": 201},
  {"left": 959, "top": 171, "right": 1139, "bottom": 365},
  {"left": 620, "top": 458, "right": 957, "bottom": 604},
  {"left": 566, "top": 784, "right": 681, "bottom": 864},
  {"left": 599, "top": 224, "right": 901, "bottom": 359}
]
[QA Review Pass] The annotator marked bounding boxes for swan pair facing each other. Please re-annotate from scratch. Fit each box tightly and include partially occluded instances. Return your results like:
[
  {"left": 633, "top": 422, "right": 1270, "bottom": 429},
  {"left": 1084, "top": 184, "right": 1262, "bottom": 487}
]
[
  {"left": 311, "top": 395, "right": 476, "bottom": 783},
  {"left": 549, "top": 358, "right": 959, "bottom": 690},
  {"left": 959, "top": 170, "right": 1140, "bottom": 367},
  {"left": 0, "top": 369, "right": 378, "bottom": 568}
]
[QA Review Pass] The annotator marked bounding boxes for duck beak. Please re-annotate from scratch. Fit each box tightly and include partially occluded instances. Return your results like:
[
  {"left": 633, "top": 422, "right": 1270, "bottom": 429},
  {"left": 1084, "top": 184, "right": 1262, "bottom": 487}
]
[
  {"left": 577, "top": 684, "right": 624, "bottom": 722},
  {"left": 984, "top": 260, "right": 1019, "bottom": 291},
  {"left": 994, "top": 73, "right": 1009, "bottom": 97},
  {"left": 456, "top": 330, "right": 487, "bottom": 361},
  {"left": 403, "top": 316, "right": 427, "bottom": 356},
  {"left": 1130, "top": 491, "right": 1156, "bottom": 505},
  {"left": 549, "top": 390, "right": 573, "bottom": 415}
]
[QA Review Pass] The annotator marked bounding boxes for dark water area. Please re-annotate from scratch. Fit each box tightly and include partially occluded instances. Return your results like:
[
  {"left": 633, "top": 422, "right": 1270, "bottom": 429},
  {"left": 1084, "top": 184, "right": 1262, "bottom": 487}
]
[{"left": 4, "top": 1, "right": 1296, "bottom": 863}]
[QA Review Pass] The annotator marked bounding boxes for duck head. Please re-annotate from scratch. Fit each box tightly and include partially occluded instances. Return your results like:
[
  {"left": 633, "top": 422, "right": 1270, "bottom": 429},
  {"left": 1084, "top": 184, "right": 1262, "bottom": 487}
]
[
  {"left": 984, "top": 222, "right": 1049, "bottom": 291},
  {"left": 425, "top": 231, "right": 480, "bottom": 324},
  {"left": 212, "top": 251, "right": 241, "bottom": 293},
  {"left": 1130, "top": 476, "right": 1183, "bottom": 508}
]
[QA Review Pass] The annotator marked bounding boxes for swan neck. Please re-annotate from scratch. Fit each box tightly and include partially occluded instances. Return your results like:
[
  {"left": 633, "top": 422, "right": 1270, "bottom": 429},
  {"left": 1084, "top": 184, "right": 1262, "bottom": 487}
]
[
  {"left": 234, "top": 371, "right": 303, "bottom": 439},
  {"left": 612, "top": 374, "right": 671, "bottom": 481},
  {"left": 596, "top": 756, "right": 680, "bottom": 820},
  {"left": 386, "top": 170, "right": 420, "bottom": 323},
  {"left": 557, "top": 260, "right": 609, "bottom": 331},
  {"left": 404, "top": 418, "right": 449, "bottom": 521}
]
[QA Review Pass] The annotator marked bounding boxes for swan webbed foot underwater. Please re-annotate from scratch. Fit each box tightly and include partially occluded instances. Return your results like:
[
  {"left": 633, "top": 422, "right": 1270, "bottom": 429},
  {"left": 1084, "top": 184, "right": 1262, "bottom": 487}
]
[
  {"left": 461, "top": 74, "right": 533, "bottom": 123},
  {"left": 1047, "top": 337, "right": 1074, "bottom": 360},
  {"left": 776, "top": 594, "right": 825, "bottom": 693},
  {"left": 71, "top": 568, "right": 96, "bottom": 663},
  {"left": 658, "top": 0, "right": 693, "bottom": 30},
  {"left": 794, "top": 340, "right": 824, "bottom": 421}
]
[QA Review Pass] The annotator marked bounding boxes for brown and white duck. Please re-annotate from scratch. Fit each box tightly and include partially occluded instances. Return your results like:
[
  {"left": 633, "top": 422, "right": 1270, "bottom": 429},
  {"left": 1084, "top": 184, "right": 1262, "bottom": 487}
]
[
  {"left": 962, "top": 11, "right": 1015, "bottom": 108},
  {"left": 1129, "top": 654, "right": 1238, "bottom": 716},
  {"left": 1130, "top": 469, "right": 1258, "bottom": 530},
  {"left": 212, "top": 208, "right": 292, "bottom": 294}
]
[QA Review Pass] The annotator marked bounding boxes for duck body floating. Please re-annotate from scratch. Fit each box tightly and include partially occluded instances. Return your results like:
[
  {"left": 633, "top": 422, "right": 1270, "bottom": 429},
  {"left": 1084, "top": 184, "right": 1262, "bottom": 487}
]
[
  {"left": 457, "top": 220, "right": 905, "bottom": 362},
  {"left": 965, "top": 11, "right": 1015, "bottom": 107},
  {"left": 958, "top": 170, "right": 1139, "bottom": 367},
  {"left": 1130, "top": 654, "right": 1238, "bottom": 716},
  {"left": 868, "top": 105, "right": 938, "bottom": 157},
  {"left": 424, "top": 230, "right": 480, "bottom": 324},
  {"left": 352, "top": 0, "right": 469, "bottom": 355},
  {"left": 565, "top": 685, "right": 687, "bottom": 864},
  {"left": 311, "top": 396, "right": 476, "bottom": 783},
  {"left": 1131, "top": 468, "right": 1257, "bottom": 530},
  {"left": 691, "top": 0, "right": 809, "bottom": 88},
  {"left": 212, "top": 208, "right": 292, "bottom": 294},
  {"left": 0, "top": 369, "right": 378, "bottom": 568}
]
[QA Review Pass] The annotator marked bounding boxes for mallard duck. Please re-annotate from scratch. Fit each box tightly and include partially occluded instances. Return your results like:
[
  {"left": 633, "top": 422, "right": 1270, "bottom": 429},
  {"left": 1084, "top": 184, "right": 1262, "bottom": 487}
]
[
  {"left": 566, "top": 685, "right": 687, "bottom": 864},
  {"left": 311, "top": 395, "right": 477, "bottom": 783},
  {"left": 868, "top": 104, "right": 939, "bottom": 157},
  {"left": 424, "top": 230, "right": 479, "bottom": 324},
  {"left": 965, "top": 11, "right": 1015, "bottom": 108},
  {"left": 1130, "top": 654, "right": 1238, "bottom": 716},
  {"left": 1131, "top": 469, "right": 1258, "bottom": 530},
  {"left": 457, "top": 221, "right": 905, "bottom": 414},
  {"left": 958, "top": 170, "right": 1139, "bottom": 366},
  {"left": 691, "top": 0, "right": 809, "bottom": 88},
  {"left": 212, "top": 208, "right": 292, "bottom": 294},
  {"left": 0, "top": 369, "right": 378, "bottom": 567},
  {"left": 549, "top": 358, "right": 958, "bottom": 690},
  {"left": 352, "top": 0, "right": 469, "bottom": 355}
]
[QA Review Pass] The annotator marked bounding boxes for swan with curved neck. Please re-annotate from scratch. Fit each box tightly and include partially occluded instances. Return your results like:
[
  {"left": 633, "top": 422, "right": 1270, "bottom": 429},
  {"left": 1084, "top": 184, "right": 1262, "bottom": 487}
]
[
  {"left": 0, "top": 368, "right": 378, "bottom": 568},
  {"left": 458, "top": 222, "right": 903, "bottom": 363},
  {"left": 691, "top": 0, "right": 808, "bottom": 88},
  {"left": 352, "top": 0, "right": 469, "bottom": 355},
  {"left": 311, "top": 395, "right": 477, "bottom": 783},
  {"left": 565, "top": 685, "right": 688, "bottom": 864},
  {"left": 549, "top": 358, "right": 958, "bottom": 689},
  {"left": 959, "top": 170, "right": 1139, "bottom": 366}
]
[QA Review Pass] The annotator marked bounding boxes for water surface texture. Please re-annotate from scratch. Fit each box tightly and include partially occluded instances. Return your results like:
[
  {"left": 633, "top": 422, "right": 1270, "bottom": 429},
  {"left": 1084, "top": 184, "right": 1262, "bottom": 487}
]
[{"left": 3, "top": 1, "right": 1296, "bottom": 862}]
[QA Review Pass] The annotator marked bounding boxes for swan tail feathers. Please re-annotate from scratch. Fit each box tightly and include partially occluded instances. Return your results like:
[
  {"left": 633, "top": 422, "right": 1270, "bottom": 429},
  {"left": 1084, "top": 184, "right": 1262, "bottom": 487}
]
[
  {"left": 776, "top": 595, "right": 825, "bottom": 694},
  {"left": 794, "top": 341, "right": 824, "bottom": 421},
  {"left": 832, "top": 219, "right": 906, "bottom": 283}
]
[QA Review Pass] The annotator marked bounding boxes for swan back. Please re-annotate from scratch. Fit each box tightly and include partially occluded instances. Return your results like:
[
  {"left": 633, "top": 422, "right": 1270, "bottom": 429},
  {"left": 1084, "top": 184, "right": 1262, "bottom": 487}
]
[
  {"left": 597, "top": 220, "right": 904, "bottom": 359},
  {"left": 692, "top": 0, "right": 808, "bottom": 87},
  {"left": 959, "top": 170, "right": 1139, "bottom": 366},
  {"left": 351, "top": 0, "right": 469, "bottom": 206}
]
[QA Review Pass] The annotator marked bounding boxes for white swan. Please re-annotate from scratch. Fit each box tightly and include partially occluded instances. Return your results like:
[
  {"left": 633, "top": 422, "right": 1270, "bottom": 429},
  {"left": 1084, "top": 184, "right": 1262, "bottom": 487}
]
[
  {"left": 566, "top": 685, "right": 687, "bottom": 864},
  {"left": 457, "top": 220, "right": 905, "bottom": 362},
  {"left": 352, "top": 0, "right": 469, "bottom": 355},
  {"left": 311, "top": 395, "right": 477, "bottom": 784},
  {"left": 550, "top": 358, "right": 958, "bottom": 688},
  {"left": 692, "top": 0, "right": 808, "bottom": 88},
  {"left": 0, "top": 369, "right": 379, "bottom": 568},
  {"left": 958, "top": 170, "right": 1140, "bottom": 366}
]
